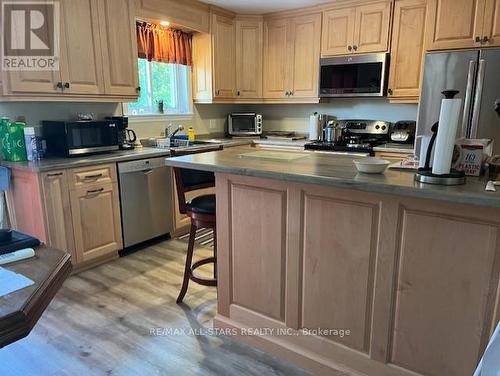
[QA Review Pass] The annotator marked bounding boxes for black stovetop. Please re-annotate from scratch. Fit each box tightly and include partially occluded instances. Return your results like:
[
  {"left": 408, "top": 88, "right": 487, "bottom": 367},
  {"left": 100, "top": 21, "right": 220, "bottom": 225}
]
[{"left": 304, "top": 141, "right": 376, "bottom": 155}]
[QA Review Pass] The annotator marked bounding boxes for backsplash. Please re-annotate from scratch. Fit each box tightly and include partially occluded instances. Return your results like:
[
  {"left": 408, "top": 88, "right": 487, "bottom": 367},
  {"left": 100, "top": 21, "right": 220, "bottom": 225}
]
[{"left": 0, "top": 98, "right": 418, "bottom": 139}]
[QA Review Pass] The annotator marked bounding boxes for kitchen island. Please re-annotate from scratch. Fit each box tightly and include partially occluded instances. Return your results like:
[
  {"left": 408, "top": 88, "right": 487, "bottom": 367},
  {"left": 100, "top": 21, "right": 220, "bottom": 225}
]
[{"left": 165, "top": 146, "right": 500, "bottom": 376}]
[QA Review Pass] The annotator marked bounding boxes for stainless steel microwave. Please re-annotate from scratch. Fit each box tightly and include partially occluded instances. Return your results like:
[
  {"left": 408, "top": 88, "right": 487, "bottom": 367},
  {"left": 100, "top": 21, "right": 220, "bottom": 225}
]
[
  {"left": 42, "top": 120, "right": 119, "bottom": 157},
  {"left": 227, "top": 113, "right": 263, "bottom": 136},
  {"left": 319, "top": 53, "right": 389, "bottom": 97}
]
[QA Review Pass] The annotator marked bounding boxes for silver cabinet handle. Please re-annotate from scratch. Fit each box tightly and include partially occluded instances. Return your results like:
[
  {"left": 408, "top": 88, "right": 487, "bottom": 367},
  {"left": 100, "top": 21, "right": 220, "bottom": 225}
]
[
  {"left": 470, "top": 59, "right": 486, "bottom": 138},
  {"left": 142, "top": 168, "right": 154, "bottom": 175},
  {"left": 461, "top": 60, "right": 476, "bottom": 137}
]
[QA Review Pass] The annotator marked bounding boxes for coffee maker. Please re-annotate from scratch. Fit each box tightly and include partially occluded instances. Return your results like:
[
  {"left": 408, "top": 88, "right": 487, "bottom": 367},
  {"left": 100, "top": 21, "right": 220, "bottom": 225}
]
[{"left": 106, "top": 116, "right": 136, "bottom": 150}]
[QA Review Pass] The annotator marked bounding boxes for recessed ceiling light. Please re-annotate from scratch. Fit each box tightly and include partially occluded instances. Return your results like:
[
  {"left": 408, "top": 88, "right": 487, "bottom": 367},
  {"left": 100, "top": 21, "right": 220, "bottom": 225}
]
[{"left": 160, "top": 21, "right": 170, "bottom": 27}]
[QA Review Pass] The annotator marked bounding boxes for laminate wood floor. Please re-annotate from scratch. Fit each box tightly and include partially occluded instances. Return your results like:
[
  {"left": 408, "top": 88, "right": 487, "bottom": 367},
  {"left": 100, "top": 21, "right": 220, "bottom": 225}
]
[{"left": 0, "top": 239, "right": 310, "bottom": 376}]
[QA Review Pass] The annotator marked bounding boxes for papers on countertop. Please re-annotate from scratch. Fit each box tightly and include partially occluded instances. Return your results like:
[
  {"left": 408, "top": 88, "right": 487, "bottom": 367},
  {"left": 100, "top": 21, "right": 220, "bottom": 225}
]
[{"left": 0, "top": 267, "right": 34, "bottom": 297}]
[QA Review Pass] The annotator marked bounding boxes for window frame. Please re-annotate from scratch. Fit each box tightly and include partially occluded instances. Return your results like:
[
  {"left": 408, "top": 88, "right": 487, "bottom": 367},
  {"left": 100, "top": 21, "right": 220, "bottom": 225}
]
[{"left": 124, "top": 60, "right": 194, "bottom": 123}]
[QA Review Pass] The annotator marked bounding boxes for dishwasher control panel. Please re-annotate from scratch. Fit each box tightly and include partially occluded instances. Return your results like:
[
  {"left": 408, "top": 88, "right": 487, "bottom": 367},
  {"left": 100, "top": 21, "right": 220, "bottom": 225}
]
[{"left": 117, "top": 157, "right": 167, "bottom": 174}]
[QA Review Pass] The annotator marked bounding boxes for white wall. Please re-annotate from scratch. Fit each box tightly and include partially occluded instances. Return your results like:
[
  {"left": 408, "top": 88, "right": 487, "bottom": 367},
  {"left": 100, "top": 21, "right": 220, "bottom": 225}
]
[{"left": 0, "top": 99, "right": 418, "bottom": 139}]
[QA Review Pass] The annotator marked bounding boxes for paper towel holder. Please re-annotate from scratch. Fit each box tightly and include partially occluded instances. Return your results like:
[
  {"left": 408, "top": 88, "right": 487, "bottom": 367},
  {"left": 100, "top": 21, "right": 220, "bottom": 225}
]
[{"left": 415, "top": 90, "right": 466, "bottom": 186}]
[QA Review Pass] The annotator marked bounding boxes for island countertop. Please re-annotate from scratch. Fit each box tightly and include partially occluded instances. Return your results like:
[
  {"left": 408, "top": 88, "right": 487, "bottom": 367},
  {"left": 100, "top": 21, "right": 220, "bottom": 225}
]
[{"left": 164, "top": 145, "right": 500, "bottom": 208}]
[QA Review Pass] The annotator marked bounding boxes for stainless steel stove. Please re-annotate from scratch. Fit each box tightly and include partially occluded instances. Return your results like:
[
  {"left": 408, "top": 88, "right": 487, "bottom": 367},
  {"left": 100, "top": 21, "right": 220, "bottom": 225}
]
[{"left": 305, "top": 119, "right": 391, "bottom": 155}]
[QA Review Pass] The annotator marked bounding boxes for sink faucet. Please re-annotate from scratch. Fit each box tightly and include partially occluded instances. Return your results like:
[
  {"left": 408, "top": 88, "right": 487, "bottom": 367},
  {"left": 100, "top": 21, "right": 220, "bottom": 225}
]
[{"left": 165, "top": 124, "right": 184, "bottom": 138}]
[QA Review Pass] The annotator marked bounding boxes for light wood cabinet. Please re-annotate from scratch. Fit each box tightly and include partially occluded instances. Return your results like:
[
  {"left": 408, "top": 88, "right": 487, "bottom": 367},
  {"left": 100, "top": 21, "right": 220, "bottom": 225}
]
[
  {"left": 98, "top": 0, "right": 139, "bottom": 97},
  {"left": 6, "top": 163, "right": 122, "bottom": 269},
  {"left": 388, "top": 0, "right": 428, "bottom": 100},
  {"left": 263, "top": 14, "right": 321, "bottom": 99},
  {"left": 289, "top": 14, "right": 322, "bottom": 98},
  {"left": 212, "top": 14, "right": 236, "bottom": 98},
  {"left": 425, "top": 0, "right": 487, "bottom": 50},
  {"left": 321, "top": 1, "right": 391, "bottom": 56},
  {"left": 1, "top": 0, "right": 138, "bottom": 100},
  {"left": 60, "top": 0, "right": 104, "bottom": 95},
  {"left": 192, "top": 13, "right": 264, "bottom": 102},
  {"left": 235, "top": 19, "right": 263, "bottom": 99},
  {"left": 69, "top": 182, "right": 122, "bottom": 263},
  {"left": 263, "top": 19, "right": 290, "bottom": 99},
  {"left": 321, "top": 7, "right": 356, "bottom": 56},
  {"left": 482, "top": 0, "right": 500, "bottom": 47},
  {"left": 40, "top": 171, "right": 76, "bottom": 261}
]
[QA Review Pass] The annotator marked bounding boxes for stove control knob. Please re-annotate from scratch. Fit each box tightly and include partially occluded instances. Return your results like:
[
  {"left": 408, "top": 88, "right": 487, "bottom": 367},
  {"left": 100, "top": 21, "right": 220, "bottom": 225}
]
[
  {"left": 375, "top": 125, "right": 380, "bottom": 130},
  {"left": 382, "top": 125, "right": 387, "bottom": 131}
]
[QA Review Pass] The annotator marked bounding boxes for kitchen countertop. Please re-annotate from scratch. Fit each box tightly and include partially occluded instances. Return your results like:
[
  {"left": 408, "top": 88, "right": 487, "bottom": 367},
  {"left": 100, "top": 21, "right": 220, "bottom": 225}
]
[
  {"left": 373, "top": 143, "right": 415, "bottom": 153},
  {"left": 0, "top": 147, "right": 173, "bottom": 172},
  {"left": 0, "top": 137, "right": 253, "bottom": 173},
  {"left": 164, "top": 145, "right": 500, "bottom": 208}
]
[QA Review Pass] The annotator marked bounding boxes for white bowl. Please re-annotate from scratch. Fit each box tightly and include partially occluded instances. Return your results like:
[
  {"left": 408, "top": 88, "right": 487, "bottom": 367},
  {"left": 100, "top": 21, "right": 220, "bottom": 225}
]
[{"left": 353, "top": 157, "right": 391, "bottom": 174}]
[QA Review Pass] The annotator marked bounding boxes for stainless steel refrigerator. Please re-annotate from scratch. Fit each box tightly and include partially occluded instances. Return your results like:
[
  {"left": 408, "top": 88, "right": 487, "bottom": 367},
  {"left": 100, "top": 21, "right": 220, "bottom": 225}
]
[{"left": 417, "top": 49, "right": 500, "bottom": 154}]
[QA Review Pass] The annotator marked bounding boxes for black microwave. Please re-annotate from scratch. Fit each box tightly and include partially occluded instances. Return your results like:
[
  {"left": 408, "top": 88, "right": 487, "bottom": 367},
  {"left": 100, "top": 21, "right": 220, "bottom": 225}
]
[
  {"left": 319, "top": 53, "right": 389, "bottom": 97},
  {"left": 42, "top": 120, "right": 119, "bottom": 157}
]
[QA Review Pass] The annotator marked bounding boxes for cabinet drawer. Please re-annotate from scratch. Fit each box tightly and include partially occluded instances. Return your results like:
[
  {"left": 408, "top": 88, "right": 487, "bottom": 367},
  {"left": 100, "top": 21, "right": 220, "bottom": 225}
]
[{"left": 70, "top": 164, "right": 117, "bottom": 188}]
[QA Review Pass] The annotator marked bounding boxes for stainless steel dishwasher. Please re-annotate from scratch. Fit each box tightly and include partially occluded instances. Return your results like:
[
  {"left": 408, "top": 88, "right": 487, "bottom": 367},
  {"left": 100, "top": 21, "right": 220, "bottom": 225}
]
[{"left": 118, "top": 157, "right": 173, "bottom": 248}]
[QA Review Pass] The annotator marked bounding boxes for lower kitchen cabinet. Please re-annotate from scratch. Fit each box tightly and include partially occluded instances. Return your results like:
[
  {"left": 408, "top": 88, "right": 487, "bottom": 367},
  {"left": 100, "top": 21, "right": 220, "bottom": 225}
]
[
  {"left": 40, "top": 170, "right": 76, "bottom": 262},
  {"left": 6, "top": 163, "right": 122, "bottom": 270},
  {"left": 69, "top": 182, "right": 122, "bottom": 263}
]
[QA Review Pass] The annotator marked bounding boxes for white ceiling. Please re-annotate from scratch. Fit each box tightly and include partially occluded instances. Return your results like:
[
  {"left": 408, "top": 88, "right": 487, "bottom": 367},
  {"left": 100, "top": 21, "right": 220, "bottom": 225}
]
[{"left": 199, "top": 0, "right": 334, "bottom": 14}]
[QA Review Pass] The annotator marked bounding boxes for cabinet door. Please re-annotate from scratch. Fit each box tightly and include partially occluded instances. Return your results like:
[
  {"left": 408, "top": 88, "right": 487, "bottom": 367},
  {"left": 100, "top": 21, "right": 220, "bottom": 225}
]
[
  {"left": 353, "top": 1, "right": 391, "bottom": 53},
  {"left": 41, "top": 171, "right": 76, "bottom": 260},
  {"left": 426, "top": 0, "right": 486, "bottom": 50},
  {"left": 59, "top": 0, "right": 104, "bottom": 95},
  {"left": 482, "top": 0, "right": 500, "bottom": 46},
  {"left": 70, "top": 182, "right": 122, "bottom": 263},
  {"left": 321, "top": 7, "right": 356, "bottom": 56},
  {"left": 4, "top": 0, "right": 61, "bottom": 95},
  {"left": 289, "top": 14, "right": 321, "bottom": 98},
  {"left": 388, "top": 0, "right": 427, "bottom": 99},
  {"left": 212, "top": 14, "right": 236, "bottom": 98},
  {"left": 263, "top": 19, "right": 290, "bottom": 98},
  {"left": 235, "top": 19, "right": 263, "bottom": 99},
  {"left": 98, "top": 0, "right": 139, "bottom": 97}
]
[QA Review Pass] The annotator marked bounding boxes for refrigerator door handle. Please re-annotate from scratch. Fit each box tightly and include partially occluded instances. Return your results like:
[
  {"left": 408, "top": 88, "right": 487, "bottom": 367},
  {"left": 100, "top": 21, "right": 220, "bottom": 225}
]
[
  {"left": 461, "top": 60, "right": 477, "bottom": 137},
  {"left": 470, "top": 58, "right": 486, "bottom": 138}
]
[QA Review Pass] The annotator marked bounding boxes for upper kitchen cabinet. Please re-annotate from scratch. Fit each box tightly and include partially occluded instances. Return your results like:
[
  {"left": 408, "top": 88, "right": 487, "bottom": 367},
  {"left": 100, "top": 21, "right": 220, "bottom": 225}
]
[
  {"left": 1, "top": 0, "right": 138, "bottom": 101},
  {"left": 263, "top": 14, "right": 321, "bottom": 101},
  {"left": 388, "top": 0, "right": 428, "bottom": 101},
  {"left": 289, "top": 14, "right": 322, "bottom": 98},
  {"left": 425, "top": 0, "right": 487, "bottom": 50},
  {"left": 263, "top": 18, "right": 290, "bottom": 99},
  {"left": 212, "top": 14, "right": 237, "bottom": 98},
  {"left": 98, "top": 0, "right": 139, "bottom": 98},
  {"left": 321, "top": 1, "right": 391, "bottom": 56},
  {"left": 482, "top": 0, "right": 500, "bottom": 47},
  {"left": 235, "top": 18, "right": 263, "bottom": 99},
  {"left": 321, "top": 8, "right": 356, "bottom": 56},
  {"left": 193, "top": 13, "right": 264, "bottom": 103},
  {"left": 59, "top": 0, "right": 103, "bottom": 95}
]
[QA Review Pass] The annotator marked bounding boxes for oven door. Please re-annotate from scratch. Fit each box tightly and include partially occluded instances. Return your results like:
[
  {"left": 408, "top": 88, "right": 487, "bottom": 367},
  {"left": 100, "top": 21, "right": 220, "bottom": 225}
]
[
  {"left": 320, "top": 53, "right": 388, "bottom": 97},
  {"left": 228, "top": 113, "right": 262, "bottom": 136},
  {"left": 66, "top": 121, "right": 119, "bottom": 155}
]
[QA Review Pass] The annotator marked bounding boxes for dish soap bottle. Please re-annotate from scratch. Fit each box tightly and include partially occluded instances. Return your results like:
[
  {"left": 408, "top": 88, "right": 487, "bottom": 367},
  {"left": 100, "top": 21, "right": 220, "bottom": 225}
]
[{"left": 188, "top": 127, "right": 195, "bottom": 141}]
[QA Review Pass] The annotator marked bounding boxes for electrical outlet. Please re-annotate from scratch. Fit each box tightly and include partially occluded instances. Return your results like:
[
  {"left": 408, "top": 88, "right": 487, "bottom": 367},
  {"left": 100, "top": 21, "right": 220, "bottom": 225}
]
[{"left": 209, "top": 119, "right": 216, "bottom": 129}]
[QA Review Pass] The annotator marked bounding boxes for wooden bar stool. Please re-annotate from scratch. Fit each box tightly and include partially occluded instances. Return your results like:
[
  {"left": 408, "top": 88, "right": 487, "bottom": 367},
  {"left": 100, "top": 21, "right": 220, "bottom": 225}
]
[{"left": 173, "top": 167, "right": 217, "bottom": 303}]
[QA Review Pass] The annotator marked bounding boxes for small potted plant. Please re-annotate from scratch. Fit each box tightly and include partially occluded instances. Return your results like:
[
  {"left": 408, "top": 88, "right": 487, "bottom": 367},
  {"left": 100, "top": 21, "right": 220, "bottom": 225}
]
[{"left": 156, "top": 99, "right": 164, "bottom": 114}]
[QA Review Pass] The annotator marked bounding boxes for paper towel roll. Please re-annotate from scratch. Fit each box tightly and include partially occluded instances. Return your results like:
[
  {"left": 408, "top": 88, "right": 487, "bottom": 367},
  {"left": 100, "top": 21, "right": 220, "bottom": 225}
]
[
  {"left": 432, "top": 97, "right": 462, "bottom": 175},
  {"left": 309, "top": 113, "right": 319, "bottom": 141}
]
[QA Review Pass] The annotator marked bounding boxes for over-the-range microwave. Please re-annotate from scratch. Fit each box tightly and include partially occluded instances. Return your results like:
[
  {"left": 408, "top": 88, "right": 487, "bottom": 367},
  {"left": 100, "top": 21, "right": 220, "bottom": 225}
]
[{"left": 319, "top": 53, "right": 389, "bottom": 97}]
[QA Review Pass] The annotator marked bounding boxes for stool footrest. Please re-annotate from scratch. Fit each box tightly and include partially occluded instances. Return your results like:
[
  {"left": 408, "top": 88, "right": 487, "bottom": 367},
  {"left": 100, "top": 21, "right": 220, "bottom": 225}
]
[{"left": 189, "top": 257, "right": 217, "bottom": 286}]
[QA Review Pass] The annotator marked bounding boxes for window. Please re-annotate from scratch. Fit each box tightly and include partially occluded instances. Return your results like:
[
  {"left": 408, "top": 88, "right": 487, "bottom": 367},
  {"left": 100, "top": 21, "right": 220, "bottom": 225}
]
[{"left": 127, "top": 58, "right": 192, "bottom": 117}]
